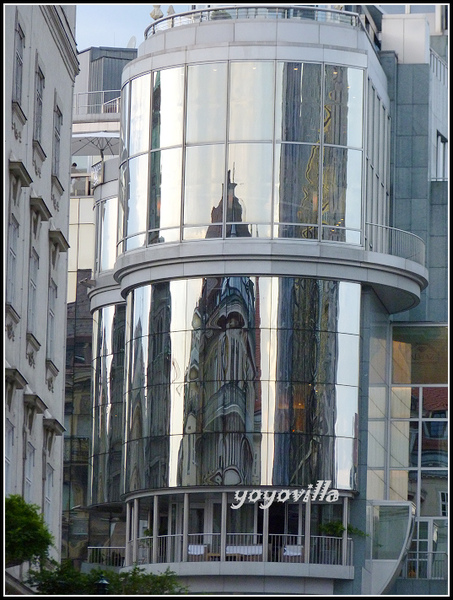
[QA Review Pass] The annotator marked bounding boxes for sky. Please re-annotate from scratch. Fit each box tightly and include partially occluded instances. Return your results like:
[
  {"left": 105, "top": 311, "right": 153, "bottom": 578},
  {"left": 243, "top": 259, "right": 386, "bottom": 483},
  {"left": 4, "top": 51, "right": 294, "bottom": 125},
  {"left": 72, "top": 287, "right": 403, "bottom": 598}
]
[{"left": 75, "top": 4, "right": 192, "bottom": 52}]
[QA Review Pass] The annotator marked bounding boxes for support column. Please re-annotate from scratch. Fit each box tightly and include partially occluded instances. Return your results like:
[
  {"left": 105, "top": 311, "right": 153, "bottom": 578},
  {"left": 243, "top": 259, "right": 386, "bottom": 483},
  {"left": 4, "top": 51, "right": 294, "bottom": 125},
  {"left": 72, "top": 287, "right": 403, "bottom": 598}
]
[
  {"left": 132, "top": 498, "right": 139, "bottom": 564},
  {"left": 152, "top": 495, "right": 158, "bottom": 563},
  {"left": 125, "top": 501, "right": 131, "bottom": 566},
  {"left": 262, "top": 500, "right": 269, "bottom": 561},
  {"left": 221, "top": 491, "right": 227, "bottom": 561},
  {"left": 342, "top": 496, "right": 348, "bottom": 565},
  {"left": 183, "top": 493, "right": 189, "bottom": 561},
  {"left": 304, "top": 496, "right": 311, "bottom": 563}
]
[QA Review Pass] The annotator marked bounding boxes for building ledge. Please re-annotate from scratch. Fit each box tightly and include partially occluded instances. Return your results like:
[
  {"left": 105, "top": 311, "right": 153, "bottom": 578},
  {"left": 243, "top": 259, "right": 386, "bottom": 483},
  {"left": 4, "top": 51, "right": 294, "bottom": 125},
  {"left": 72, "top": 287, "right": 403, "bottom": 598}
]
[{"left": 113, "top": 238, "right": 429, "bottom": 314}]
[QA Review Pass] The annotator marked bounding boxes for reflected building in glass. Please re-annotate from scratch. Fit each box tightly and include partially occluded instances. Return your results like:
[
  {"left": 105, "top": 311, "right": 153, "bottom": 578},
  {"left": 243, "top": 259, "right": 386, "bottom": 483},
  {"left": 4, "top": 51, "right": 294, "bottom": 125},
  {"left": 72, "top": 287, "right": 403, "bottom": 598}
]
[{"left": 86, "top": 5, "right": 448, "bottom": 596}]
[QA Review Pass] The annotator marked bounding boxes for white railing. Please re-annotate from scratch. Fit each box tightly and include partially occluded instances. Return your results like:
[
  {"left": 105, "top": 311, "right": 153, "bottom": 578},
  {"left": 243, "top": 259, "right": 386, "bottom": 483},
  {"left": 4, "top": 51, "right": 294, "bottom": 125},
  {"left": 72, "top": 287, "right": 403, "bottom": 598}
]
[
  {"left": 145, "top": 5, "right": 359, "bottom": 38},
  {"left": 400, "top": 551, "right": 448, "bottom": 580},
  {"left": 365, "top": 223, "right": 426, "bottom": 266},
  {"left": 111, "top": 533, "right": 353, "bottom": 567},
  {"left": 73, "top": 90, "right": 121, "bottom": 116}
]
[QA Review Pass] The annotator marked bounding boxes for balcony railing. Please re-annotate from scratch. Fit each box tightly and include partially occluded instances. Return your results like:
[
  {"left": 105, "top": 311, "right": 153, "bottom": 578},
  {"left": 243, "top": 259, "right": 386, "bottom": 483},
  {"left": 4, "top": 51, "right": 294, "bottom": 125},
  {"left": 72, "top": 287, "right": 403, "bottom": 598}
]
[
  {"left": 73, "top": 91, "right": 121, "bottom": 116},
  {"left": 88, "top": 546, "right": 125, "bottom": 567},
  {"left": 128, "top": 532, "right": 353, "bottom": 567},
  {"left": 399, "top": 551, "right": 448, "bottom": 580},
  {"left": 365, "top": 223, "right": 425, "bottom": 266},
  {"left": 145, "top": 5, "right": 360, "bottom": 38}
]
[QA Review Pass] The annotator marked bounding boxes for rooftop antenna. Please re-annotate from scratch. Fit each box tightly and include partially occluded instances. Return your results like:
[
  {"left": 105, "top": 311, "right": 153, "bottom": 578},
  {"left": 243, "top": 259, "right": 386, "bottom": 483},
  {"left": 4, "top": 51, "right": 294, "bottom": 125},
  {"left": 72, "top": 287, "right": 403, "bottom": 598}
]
[{"left": 127, "top": 36, "right": 136, "bottom": 49}]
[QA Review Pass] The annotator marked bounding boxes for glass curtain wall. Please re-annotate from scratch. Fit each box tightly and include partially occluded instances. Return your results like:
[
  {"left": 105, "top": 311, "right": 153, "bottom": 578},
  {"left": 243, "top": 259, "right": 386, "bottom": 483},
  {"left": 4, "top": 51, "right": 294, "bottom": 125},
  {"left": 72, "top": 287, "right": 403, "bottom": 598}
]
[
  {"left": 121, "top": 277, "right": 361, "bottom": 494},
  {"left": 117, "top": 61, "right": 367, "bottom": 251}
]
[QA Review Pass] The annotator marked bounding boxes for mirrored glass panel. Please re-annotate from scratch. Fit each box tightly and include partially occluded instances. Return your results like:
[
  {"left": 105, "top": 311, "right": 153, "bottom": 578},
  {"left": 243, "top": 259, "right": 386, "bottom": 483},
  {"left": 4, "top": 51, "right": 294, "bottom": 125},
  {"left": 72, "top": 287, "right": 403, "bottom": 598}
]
[
  {"left": 120, "top": 82, "right": 130, "bottom": 163},
  {"left": 129, "top": 73, "right": 151, "bottom": 156},
  {"left": 324, "top": 66, "right": 363, "bottom": 148},
  {"left": 322, "top": 147, "right": 362, "bottom": 232},
  {"left": 275, "top": 143, "right": 320, "bottom": 234},
  {"left": 151, "top": 67, "right": 184, "bottom": 149},
  {"left": 98, "top": 196, "right": 118, "bottom": 271},
  {"left": 126, "top": 154, "right": 149, "bottom": 243},
  {"left": 229, "top": 62, "right": 274, "bottom": 141},
  {"left": 276, "top": 62, "right": 321, "bottom": 143},
  {"left": 184, "top": 144, "right": 225, "bottom": 232},
  {"left": 227, "top": 143, "right": 273, "bottom": 232},
  {"left": 149, "top": 148, "right": 182, "bottom": 244},
  {"left": 186, "top": 63, "right": 227, "bottom": 144}
]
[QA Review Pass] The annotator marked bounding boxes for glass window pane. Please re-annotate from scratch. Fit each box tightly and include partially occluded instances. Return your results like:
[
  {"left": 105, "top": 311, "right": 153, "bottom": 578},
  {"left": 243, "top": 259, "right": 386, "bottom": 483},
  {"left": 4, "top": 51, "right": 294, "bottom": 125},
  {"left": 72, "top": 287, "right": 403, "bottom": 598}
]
[
  {"left": 276, "top": 62, "right": 321, "bottom": 143},
  {"left": 421, "top": 422, "right": 448, "bottom": 468},
  {"left": 129, "top": 74, "right": 151, "bottom": 156},
  {"left": 392, "top": 326, "right": 448, "bottom": 384},
  {"left": 126, "top": 154, "right": 149, "bottom": 240},
  {"left": 275, "top": 143, "right": 319, "bottom": 232},
  {"left": 422, "top": 387, "right": 448, "bottom": 419},
  {"left": 229, "top": 62, "right": 274, "bottom": 141},
  {"left": 99, "top": 197, "right": 118, "bottom": 271},
  {"left": 186, "top": 63, "right": 227, "bottom": 144},
  {"left": 391, "top": 387, "right": 417, "bottom": 419},
  {"left": 184, "top": 144, "right": 225, "bottom": 232},
  {"left": 322, "top": 147, "right": 362, "bottom": 230},
  {"left": 390, "top": 421, "right": 415, "bottom": 467},
  {"left": 152, "top": 67, "right": 184, "bottom": 149},
  {"left": 120, "top": 82, "right": 130, "bottom": 163},
  {"left": 227, "top": 143, "right": 272, "bottom": 232},
  {"left": 420, "top": 470, "right": 448, "bottom": 516},
  {"left": 149, "top": 148, "right": 182, "bottom": 243},
  {"left": 324, "top": 66, "right": 363, "bottom": 148}
]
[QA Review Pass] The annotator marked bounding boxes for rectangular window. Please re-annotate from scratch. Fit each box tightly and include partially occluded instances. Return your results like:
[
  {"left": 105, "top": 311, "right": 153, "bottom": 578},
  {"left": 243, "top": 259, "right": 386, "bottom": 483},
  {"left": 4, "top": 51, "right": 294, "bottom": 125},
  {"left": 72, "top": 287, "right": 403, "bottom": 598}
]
[
  {"left": 5, "top": 421, "right": 14, "bottom": 496},
  {"left": 25, "top": 442, "right": 35, "bottom": 502},
  {"left": 436, "top": 133, "right": 448, "bottom": 180},
  {"left": 44, "top": 464, "right": 54, "bottom": 526},
  {"left": 46, "top": 280, "right": 57, "bottom": 361},
  {"left": 7, "top": 216, "right": 19, "bottom": 306},
  {"left": 52, "top": 104, "right": 63, "bottom": 177},
  {"left": 28, "top": 249, "right": 39, "bottom": 335},
  {"left": 34, "top": 67, "right": 45, "bottom": 142},
  {"left": 14, "top": 22, "right": 25, "bottom": 104},
  {"left": 439, "top": 491, "right": 448, "bottom": 517}
]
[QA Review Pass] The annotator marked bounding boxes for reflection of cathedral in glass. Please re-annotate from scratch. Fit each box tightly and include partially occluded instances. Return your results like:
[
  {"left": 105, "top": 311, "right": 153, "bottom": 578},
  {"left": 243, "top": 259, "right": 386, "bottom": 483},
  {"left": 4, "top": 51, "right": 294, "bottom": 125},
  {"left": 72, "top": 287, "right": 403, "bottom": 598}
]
[{"left": 178, "top": 276, "right": 258, "bottom": 485}]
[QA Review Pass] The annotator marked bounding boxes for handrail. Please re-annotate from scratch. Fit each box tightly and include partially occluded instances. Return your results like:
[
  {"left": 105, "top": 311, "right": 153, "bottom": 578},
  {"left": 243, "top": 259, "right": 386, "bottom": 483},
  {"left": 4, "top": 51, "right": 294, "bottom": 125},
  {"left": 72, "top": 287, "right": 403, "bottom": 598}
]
[
  {"left": 400, "top": 551, "right": 448, "bottom": 580},
  {"left": 365, "top": 222, "right": 425, "bottom": 266},
  {"left": 73, "top": 90, "right": 121, "bottom": 116},
  {"left": 145, "top": 5, "right": 360, "bottom": 39}
]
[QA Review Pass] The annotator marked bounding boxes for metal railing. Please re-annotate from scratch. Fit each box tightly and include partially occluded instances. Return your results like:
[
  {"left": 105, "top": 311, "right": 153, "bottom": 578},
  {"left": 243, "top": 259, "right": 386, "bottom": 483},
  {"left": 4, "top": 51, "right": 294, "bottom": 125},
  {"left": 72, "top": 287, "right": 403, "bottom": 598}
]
[
  {"left": 399, "top": 551, "right": 448, "bottom": 580},
  {"left": 365, "top": 223, "right": 426, "bottom": 266},
  {"left": 145, "top": 5, "right": 360, "bottom": 38},
  {"left": 123, "top": 532, "right": 353, "bottom": 566},
  {"left": 88, "top": 545, "right": 125, "bottom": 566},
  {"left": 73, "top": 90, "right": 121, "bottom": 116}
]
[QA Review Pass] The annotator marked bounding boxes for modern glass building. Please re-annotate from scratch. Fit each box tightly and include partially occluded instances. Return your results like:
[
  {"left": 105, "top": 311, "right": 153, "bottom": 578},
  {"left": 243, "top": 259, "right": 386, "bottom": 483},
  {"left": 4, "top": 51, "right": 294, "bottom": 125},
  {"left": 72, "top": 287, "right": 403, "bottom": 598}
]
[{"left": 86, "top": 5, "right": 448, "bottom": 595}]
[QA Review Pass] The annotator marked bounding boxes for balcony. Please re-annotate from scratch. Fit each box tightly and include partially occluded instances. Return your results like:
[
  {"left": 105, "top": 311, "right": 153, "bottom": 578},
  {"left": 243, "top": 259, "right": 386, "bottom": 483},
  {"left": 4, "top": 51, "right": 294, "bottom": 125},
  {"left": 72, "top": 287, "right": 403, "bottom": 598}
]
[
  {"left": 399, "top": 551, "right": 448, "bottom": 580},
  {"left": 73, "top": 90, "right": 121, "bottom": 117},
  {"left": 145, "top": 5, "right": 360, "bottom": 38},
  {"left": 87, "top": 532, "right": 354, "bottom": 580}
]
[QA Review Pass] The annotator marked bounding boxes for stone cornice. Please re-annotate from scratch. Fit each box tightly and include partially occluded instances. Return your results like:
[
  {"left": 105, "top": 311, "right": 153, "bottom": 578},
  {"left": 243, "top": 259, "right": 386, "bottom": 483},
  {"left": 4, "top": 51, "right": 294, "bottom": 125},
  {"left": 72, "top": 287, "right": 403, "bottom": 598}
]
[{"left": 40, "top": 5, "right": 79, "bottom": 81}]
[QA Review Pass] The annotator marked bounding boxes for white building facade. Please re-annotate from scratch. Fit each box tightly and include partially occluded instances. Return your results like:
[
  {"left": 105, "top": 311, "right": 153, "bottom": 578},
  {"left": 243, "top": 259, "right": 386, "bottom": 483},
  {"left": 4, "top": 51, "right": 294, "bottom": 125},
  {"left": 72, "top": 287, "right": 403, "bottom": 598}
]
[{"left": 5, "top": 4, "right": 79, "bottom": 589}]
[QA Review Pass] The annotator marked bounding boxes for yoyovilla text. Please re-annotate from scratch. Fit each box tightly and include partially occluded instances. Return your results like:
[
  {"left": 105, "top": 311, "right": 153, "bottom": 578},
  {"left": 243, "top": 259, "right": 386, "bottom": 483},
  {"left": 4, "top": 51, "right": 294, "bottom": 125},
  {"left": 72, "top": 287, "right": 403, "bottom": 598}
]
[{"left": 231, "top": 480, "right": 339, "bottom": 510}]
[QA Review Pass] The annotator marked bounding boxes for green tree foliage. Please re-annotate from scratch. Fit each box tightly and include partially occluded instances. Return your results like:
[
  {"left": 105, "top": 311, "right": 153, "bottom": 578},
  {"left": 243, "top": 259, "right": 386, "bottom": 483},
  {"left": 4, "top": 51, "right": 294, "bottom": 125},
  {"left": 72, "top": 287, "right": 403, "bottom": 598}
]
[
  {"left": 5, "top": 495, "right": 54, "bottom": 568},
  {"left": 27, "top": 561, "right": 188, "bottom": 595}
]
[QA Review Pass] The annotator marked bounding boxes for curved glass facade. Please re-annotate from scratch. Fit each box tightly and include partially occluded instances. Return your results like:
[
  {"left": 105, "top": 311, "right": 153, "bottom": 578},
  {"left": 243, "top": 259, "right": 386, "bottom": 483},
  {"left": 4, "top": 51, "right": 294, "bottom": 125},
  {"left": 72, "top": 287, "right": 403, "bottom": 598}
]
[
  {"left": 122, "top": 277, "right": 360, "bottom": 494},
  {"left": 118, "top": 61, "right": 364, "bottom": 252},
  {"left": 91, "top": 304, "right": 126, "bottom": 505}
]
